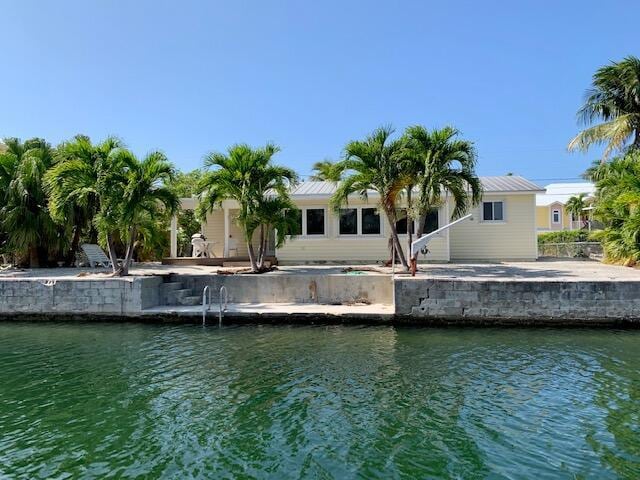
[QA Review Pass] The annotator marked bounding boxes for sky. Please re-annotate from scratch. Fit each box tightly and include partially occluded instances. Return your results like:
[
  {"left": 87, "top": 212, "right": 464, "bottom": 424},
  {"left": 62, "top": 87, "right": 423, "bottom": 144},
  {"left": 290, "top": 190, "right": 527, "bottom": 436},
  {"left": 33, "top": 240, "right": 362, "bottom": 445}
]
[{"left": 0, "top": 0, "right": 638, "bottom": 184}]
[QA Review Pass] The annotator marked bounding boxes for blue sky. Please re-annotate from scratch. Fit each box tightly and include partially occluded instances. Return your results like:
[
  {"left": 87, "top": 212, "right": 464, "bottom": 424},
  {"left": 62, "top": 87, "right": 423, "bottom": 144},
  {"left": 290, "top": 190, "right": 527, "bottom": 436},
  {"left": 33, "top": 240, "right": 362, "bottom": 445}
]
[{"left": 1, "top": 0, "right": 637, "bottom": 183}]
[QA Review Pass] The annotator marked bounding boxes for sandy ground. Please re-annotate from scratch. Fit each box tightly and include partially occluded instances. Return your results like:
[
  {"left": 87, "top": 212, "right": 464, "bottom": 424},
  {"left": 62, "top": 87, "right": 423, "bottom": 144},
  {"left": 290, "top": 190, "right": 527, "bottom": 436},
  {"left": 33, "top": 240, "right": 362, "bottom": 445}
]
[{"left": 1, "top": 259, "right": 640, "bottom": 281}]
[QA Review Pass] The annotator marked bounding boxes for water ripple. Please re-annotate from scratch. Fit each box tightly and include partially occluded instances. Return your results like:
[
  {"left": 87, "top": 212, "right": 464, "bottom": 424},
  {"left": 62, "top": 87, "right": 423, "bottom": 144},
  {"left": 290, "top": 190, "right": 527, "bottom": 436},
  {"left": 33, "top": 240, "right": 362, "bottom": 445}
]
[{"left": 0, "top": 323, "right": 639, "bottom": 479}]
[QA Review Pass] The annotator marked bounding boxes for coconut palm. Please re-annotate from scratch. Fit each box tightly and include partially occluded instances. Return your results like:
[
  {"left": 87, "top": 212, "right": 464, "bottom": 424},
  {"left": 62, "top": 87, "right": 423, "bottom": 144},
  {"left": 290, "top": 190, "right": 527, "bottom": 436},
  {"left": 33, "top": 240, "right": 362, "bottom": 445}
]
[
  {"left": 330, "top": 126, "right": 410, "bottom": 269},
  {"left": 568, "top": 56, "right": 640, "bottom": 160},
  {"left": 310, "top": 159, "right": 343, "bottom": 182},
  {"left": 403, "top": 126, "right": 482, "bottom": 266},
  {"left": 0, "top": 138, "right": 61, "bottom": 267},
  {"left": 565, "top": 193, "right": 588, "bottom": 229},
  {"left": 46, "top": 135, "right": 124, "bottom": 265},
  {"left": 589, "top": 150, "right": 640, "bottom": 265},
  {"left": 197, "top": 143, "right": 297, "bottom": 272}
]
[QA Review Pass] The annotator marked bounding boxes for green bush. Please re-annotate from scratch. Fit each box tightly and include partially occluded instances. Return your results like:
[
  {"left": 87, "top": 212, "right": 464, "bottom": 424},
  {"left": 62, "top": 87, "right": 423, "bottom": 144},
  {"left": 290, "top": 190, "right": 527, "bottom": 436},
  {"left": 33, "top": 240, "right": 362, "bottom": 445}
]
[{"left": 537, "top": 230, "right": 595, "bottom": 245}]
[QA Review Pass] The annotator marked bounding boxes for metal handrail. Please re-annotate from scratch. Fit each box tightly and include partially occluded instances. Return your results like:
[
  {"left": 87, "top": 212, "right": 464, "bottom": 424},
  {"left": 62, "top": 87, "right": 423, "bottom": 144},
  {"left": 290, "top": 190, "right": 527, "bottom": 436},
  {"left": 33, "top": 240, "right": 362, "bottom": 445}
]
[
  {"left": 219, "top": 285, "right": 228, "bottom": 326},
  {"left": 202, "top": 285, "right": 212, "bottom": 326}
]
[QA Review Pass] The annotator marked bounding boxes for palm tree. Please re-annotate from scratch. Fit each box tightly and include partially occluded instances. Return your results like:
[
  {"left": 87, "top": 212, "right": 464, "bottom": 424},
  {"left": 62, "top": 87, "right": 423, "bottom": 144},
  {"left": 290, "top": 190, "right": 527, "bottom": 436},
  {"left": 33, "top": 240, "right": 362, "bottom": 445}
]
[
  {"left": 588, "top": 150, "right": 640, "bottom": 265},
  {"left": 330, "top": 126, "right": 410, "bottom": 269},
  {"left": 114, "top": 150, "right": 179, "bottom": 275},
  {"left": 310, "top": 160, "right": 343, "bottom": 182},
  {"left": 0, "top": 138, "right": 60, "bottom": 267},
  {"left": 404, "top": 126, "right": 482, "bottom": 267},
  {"left": 46, "top": 135, "right": 124, "bottom": 268},
  {"left": 197, "top": 143, "right": 297, "bottom": 272},
  {"left": 251, "top": 196, "right": 300, "bottom": 269},
  {"left": 565, "top": 193, "right": 588, "bottom": 229},
  {"left": 568, "top": 56, "right": 640, "bottom": 160}
]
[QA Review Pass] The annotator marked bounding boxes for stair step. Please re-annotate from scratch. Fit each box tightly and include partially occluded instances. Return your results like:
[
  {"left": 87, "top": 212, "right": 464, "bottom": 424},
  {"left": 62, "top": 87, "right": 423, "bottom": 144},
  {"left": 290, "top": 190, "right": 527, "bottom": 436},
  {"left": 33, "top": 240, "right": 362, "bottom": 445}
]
[
  {"left": 165, "top": 289, "right": 195, "bottom": 304},
  {"left": 178, "top": 295, "right": 201, "bottom": 306},
  {"left": 161, "top": 282, "right": 184, "bottom": 291}
]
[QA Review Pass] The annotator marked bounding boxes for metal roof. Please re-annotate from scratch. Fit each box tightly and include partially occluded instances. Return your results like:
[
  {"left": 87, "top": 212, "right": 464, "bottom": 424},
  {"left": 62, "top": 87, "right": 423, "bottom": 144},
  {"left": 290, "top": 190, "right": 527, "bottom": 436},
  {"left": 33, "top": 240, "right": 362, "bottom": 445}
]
[
  {"left": 536, "top": 182, "right": 595, "bottom": 207},
  {"left": 479, "top": 176, "right": 544, "bottom": 192},
  {"left": 289, "top": 176, "right": 543, "bottom": 197}
]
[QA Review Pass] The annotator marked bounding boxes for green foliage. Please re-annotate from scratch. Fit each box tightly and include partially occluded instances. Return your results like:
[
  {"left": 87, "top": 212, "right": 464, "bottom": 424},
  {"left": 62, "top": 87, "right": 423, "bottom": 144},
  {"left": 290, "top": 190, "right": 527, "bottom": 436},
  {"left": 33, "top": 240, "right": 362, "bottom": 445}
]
[
  {"left": 310, "top": 160, "right": 342, "bottom": 182},
  {"left": 568, "top": 56, "right": 640, "bottom": 158},
  {"left": 0, "top": 137, "right": 65, "bottom": 266},
  {"left": 330, "top": 126, "right": 409, "bottom": 268},
  {"left": 537, "top": 230, "right": 591, "bottom": 245},
  {"left": 588, "top": 150, "right": 640, "bottom": 265},
  {"left": 197, "top": 143, "right": 297, "bottom": 271},
  {"left": 170, "top": 170, "right": 204, "bottom": 255},
  {"left": 171, "top": 169, "right": 203, "bottom": 197}
]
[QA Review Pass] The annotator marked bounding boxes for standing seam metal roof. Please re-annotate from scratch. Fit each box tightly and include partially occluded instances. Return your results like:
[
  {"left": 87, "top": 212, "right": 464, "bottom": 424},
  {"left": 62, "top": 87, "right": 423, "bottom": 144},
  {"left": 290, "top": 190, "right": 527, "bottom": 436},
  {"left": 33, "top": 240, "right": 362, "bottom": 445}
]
[{"left": 289, "top": 176, "right": 543, "bottom": 196}]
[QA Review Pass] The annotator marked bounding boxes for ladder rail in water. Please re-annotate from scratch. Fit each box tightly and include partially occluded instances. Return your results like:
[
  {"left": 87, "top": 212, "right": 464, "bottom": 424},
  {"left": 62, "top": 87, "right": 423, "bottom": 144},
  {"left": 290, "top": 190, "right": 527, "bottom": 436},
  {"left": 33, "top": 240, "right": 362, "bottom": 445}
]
[
  {"left": 202, "top": 285, "right": 212, "bottom": 326},
  {"left": 218, "top": 285, "right": 228, "bottom": 326}
]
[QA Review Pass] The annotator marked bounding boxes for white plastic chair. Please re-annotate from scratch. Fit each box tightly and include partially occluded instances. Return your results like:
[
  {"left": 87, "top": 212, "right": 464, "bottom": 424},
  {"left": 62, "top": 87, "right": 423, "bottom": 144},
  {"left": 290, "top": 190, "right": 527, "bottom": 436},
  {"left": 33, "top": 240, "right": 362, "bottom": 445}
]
[
  {"left": 80, "top": 244, "right": 114, "bottom": 268},
  {"left": 191, "top": 238, "right": 208, "bottom": 258}
]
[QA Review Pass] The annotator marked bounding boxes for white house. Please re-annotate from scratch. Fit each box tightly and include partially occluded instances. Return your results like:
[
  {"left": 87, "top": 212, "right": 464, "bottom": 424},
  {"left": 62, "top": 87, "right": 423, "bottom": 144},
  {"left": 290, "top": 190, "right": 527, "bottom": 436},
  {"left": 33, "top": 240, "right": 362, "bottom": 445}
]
[{"left": 170, "top": 175, "right": 544, "bottom": 264}]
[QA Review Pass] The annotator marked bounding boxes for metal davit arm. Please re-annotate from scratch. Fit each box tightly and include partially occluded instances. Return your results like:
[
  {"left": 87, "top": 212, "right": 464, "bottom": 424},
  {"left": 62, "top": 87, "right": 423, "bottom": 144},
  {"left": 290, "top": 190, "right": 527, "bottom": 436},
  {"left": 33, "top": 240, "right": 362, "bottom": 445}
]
[{"left": 409, "top": 214, "right": 473, "bottom": 276}]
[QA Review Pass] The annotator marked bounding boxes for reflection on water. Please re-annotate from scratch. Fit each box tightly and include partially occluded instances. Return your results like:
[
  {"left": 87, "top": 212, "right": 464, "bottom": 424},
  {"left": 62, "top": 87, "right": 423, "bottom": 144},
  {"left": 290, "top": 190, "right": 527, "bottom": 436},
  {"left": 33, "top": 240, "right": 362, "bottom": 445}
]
[{"left": 0, "top": 323, "right": 638, "bottom": 479}]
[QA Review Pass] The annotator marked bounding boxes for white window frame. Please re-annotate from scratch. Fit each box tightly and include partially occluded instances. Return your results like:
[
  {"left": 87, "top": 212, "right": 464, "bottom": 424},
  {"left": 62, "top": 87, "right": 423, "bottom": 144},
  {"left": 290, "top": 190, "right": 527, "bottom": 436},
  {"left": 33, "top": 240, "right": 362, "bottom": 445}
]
[
  {"left": 335, "top": 206, "right": 384, "bottom": 238},
  {"left": 302, "top": 206, "right": 328, "bottom": 238},
  {"left": 481, "top": 200, "right": 506, "bottom": 223},
  {"left": 552, "top": 208, "right": 561, "bottom": 224}
]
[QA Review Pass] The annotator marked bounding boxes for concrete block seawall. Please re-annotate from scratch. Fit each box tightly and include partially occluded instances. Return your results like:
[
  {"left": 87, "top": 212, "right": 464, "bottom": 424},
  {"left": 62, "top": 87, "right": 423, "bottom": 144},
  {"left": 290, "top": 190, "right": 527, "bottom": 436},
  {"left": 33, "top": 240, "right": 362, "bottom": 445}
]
[
  {"left": 175, "top": 274, "right": 394, "bottom": 305},
  {"left": 0, "top": 277, "right": 163, "bottom": 316},
  {"left": 395, "top": 278, "right": 640, "bottom": 323}
]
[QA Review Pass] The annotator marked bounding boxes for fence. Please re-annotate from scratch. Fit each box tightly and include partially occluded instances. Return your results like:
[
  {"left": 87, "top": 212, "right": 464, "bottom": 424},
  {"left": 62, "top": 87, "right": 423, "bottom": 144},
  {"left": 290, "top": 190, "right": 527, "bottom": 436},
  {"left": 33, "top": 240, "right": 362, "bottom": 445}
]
[{"left": 538, "top": 242, "right": 602, "bottom": 259}]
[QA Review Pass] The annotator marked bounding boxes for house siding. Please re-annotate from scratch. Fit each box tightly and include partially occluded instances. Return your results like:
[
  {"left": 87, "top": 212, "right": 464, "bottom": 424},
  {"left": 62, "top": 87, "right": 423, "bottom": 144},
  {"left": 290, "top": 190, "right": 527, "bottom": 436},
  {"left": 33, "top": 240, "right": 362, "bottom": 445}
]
[
  {"left": 449, "top": 194, "right": 538, "bottom": 260},
  {"left": 276, "top": 198, "right": 449, "bottom": 264}
]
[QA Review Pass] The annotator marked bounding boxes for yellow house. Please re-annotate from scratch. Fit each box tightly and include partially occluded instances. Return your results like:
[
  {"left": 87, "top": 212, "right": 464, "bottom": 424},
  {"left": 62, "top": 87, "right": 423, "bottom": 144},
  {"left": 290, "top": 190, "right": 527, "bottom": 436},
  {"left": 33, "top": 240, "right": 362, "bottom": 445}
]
[
  {"left": 536, "top": 183, "right": 595, "bottom": 232},
  {"left": 170, "top": 176, "right": 544, "bottom": 264}
]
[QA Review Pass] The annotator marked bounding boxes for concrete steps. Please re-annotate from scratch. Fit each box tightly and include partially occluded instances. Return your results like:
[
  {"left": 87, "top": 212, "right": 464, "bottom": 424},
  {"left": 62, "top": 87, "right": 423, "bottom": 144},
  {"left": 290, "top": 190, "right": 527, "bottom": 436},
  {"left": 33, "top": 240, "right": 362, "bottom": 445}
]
[{"left": 161, "top": 279, "right": 200, "bottom": 306}]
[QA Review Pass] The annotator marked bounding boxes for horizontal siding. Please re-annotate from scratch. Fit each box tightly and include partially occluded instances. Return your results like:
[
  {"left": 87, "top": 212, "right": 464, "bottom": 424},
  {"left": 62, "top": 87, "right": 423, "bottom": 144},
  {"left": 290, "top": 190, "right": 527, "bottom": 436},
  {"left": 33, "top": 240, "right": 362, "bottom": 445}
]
[
  {"left": 536, "top": 206, "right": 549, "bottom": 230},
  {"left": 449, "top": 194, "right": 537, "bottom": 260},
  {"left": 201, "top": 210, "right": 225, "bottom": 257}
]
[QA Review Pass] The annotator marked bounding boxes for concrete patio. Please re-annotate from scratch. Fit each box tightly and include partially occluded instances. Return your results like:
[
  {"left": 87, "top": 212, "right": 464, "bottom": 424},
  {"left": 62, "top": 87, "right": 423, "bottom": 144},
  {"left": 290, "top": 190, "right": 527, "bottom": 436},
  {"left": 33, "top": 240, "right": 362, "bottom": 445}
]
[{"left": 2, "top": 259, "right": 639, "bottom": 281}]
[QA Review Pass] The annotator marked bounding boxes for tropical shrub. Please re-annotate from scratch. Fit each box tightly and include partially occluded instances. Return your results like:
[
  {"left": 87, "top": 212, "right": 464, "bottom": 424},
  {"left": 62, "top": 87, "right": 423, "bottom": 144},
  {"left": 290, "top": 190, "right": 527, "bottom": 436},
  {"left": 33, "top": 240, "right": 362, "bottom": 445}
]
[
  {"left": 588, "top": 151, "right": 640, "bottom": 265},
  {"left": 537, "top": 230, "right": 591, "bottom": 245}
]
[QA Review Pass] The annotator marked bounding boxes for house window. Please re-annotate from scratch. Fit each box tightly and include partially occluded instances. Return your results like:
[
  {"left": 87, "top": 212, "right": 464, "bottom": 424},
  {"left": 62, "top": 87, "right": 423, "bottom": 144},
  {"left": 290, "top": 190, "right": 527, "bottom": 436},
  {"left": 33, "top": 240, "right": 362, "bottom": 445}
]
[
  {"left": 339, "top": 208, "right": 358, "bottom": 235},
  {"left": 552, "top": 209, "right": 561, "bottom": 224},
  {"left": 483, "top": 201, "right": 504, "bottom": 221},
  {"left": 306, "top": 208, "right": 325, "bottom": 235},
  {"left": 395, "top": 209, "right": 413, "bottom": 234},
  {"left": 423, "top": 208, "right": 439, "bottom": 234},
  {"left": 285, "top": 209, "right": 302, "bottom": 235},
  {"left": 362, "top": 208, "right": 381, "bottom": 235}
]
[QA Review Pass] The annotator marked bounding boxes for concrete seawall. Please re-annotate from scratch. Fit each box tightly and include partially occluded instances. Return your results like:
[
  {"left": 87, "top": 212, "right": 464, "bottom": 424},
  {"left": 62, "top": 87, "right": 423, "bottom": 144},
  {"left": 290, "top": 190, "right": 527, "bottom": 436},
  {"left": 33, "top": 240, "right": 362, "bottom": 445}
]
[
  {"left": 394, "top": 278, "right": 640, "bottom": 324},
  {"left": 174, "top": 274, "right": 394, "bottom": 305},
  {"left": 2, "top": 273, "right": 640, "bottom": 325},
  {"left": 0, "top": 277, "right": 162, "bottom": 315}
]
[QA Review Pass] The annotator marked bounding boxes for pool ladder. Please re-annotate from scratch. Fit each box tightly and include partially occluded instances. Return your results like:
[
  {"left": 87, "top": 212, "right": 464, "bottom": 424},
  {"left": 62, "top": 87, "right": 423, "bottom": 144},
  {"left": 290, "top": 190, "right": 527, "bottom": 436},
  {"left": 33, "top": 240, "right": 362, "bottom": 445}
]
[{"left": 202, "top": 285, "right": 228, "bottom": 327}]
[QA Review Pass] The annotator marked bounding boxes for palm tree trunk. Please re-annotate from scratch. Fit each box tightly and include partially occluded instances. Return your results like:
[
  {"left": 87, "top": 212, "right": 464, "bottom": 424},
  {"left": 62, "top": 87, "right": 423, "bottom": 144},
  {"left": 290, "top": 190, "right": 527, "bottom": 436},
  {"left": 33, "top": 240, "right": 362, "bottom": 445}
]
[
  {"left": 245, "top": 229, "right": 259, "bottom": 272},
  {"left": 66, "top": 226, "right": 82, "bottom": 267},
  {"left": 121, "top": 226, "right": 137, "bottom": 276},
  {"left": 384, "top": 207, "right": 408, "bottom": 269},
  {"left": 406, "top": 187, "right": 413, "bottom": 261},
  {"left": 28, "top": 245, "right": 39, "bottom": 268},
  {"left": 257, "top": 224, "right": 265, "bottom": 270},
  {"left": 106, "top": 233, "right": 119, "bottom": 274},
  {"left": 412, "top": 211, "right": 427, "bottom": 263}
]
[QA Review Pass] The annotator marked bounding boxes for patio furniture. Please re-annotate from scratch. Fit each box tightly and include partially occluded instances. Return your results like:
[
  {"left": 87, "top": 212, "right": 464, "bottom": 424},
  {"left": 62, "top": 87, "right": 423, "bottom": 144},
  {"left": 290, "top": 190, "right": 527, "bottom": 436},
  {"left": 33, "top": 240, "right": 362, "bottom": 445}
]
[
  {"left": 191, "top": 237, "right": 208, "bottom": 258},
  {"left": 204, "top": 240, "right": 218, "bottom": 258},
  {"left": 80, "top": 244, "right": 114, "bottom": 268}
]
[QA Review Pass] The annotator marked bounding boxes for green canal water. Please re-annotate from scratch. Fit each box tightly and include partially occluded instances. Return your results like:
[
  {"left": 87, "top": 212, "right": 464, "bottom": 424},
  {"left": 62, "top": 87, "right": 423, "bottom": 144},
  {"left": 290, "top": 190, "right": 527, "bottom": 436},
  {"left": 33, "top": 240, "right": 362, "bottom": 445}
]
[{"left": 0, "top": 323, "right": 638, "bottom": 479}]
